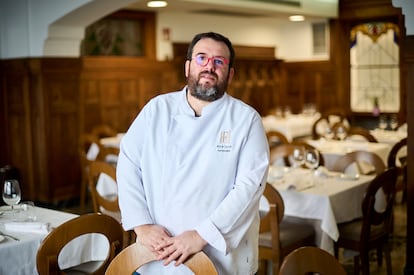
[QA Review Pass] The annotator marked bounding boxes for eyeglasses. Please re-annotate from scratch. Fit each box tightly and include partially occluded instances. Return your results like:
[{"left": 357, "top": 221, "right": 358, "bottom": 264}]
[{"left": 191, "top": 53, "right": 229, "bottom": 68}]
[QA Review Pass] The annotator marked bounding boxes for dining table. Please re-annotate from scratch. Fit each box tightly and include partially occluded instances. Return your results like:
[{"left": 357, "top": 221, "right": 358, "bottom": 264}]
[
  {"left": 0, "top": 205, "right": 108, "bottom": 274},
  {"left": 261, "top": 113, "right": 321, "bottom": 141},
  {"left": 262, "top": 166, "right": 375, "bottom": 255},
  {"left": 306, "top": 139, "right": 391, "bottom": 171}
]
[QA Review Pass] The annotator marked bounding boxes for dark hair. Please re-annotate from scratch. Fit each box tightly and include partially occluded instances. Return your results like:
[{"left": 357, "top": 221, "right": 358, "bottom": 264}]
[{"left": 186, "top": 32, "right": 235, "bottom": 68}]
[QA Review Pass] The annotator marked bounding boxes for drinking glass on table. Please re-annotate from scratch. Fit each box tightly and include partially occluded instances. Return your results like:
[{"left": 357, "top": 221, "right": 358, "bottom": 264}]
[
  {"left": 3, "top": 179, "right": 21, "bottom": 210},
  {"left": 324, "top": 126, "right": 335, "bottom": 140},
  {"left": 379, "top": 115, "right": 388, "bottom": 131},
  {"left": 336, "top": 125, "right": 347, "bottom": 141},
  {"left": 305, "top": 148, "right": 320, "bottom": 171},
  {"left": 291, "top": 147, "right": 305, "bottom": 169},
  {"left": 390, "top": 115, "right": 398, "bottom": 131}
]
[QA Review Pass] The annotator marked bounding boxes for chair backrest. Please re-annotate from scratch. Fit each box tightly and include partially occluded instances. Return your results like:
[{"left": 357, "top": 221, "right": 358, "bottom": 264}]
[
  {"left": 360, "top": 167, "right": 398, "bottom": 241},
  {"left": 259, "top": 183, "right": 284, "bottom": 244},
  {"left": 37, "top": 213, "right": 124, "bottom": 275},
  {"left": 105, "top": 242, "right": 218, "bottom": 275},
  {"left": 311, "top": 111, "right": 349, "bottom": 140},
  {"left": 88, "top": 161, "right": 120, "bottom": 215},
  {"left": 346, "top": 126, "right": 378, "bottom": 142},
  {"left": 387, "top": 137, "right": 407, "bottom": 168},
  {"left": 91, "top": 124, "right": 118, "bottom": 139},
  {"left": 331, "top": 150, "right": 386, "bottom": 175},
  {"left": 267, "top": 130, "right": 289, "bottom": 148},
  {"left": 279, "top": 246, "right": 346, "bottom": 275}
]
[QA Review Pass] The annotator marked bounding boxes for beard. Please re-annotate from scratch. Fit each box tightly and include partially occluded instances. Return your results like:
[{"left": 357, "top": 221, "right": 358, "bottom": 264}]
[{"left": 187, "top": 71, "right": 228, "bottom": 102}]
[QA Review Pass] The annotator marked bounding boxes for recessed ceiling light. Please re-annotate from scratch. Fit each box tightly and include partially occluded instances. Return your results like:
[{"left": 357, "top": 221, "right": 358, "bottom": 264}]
[
  {"left": 289, "top": 15, "right": 305, "bottom": 22},
  {"left": 147, "top": 1, "right": 168, "bottom": 8}
]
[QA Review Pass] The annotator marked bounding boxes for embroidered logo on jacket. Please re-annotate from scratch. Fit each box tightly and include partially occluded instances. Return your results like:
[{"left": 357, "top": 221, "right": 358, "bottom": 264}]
[{"left": 217, "top": 130, "right": 232, "bottom": 152}]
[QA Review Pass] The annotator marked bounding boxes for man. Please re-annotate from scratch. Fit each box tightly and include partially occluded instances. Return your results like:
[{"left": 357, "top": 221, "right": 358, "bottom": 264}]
[{"left": 117, "top": 32, "right": 269, "bottom": 274}]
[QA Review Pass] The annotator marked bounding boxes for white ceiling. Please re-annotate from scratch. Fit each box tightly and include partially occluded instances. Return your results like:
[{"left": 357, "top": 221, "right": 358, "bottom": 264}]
[{"left": 126, "top": 0, "right": 338, "bottom": 21}]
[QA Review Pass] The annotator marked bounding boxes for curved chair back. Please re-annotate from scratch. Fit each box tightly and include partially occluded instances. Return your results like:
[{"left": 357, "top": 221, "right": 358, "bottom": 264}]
[
  {"left": 105, "top": 242, "right": 218, "bottom": 275},
  {"left": 267, "top": 130, "right": 289, "bottom": 148},
  {"left": 37, "top": 213, "right": 124, "bottom": 275},
  {"left": 88, "top": 161, "right": 120, "bottom": 215},
  {"left": 279, "top": 246, "right": 346, "bottom": 275},
  {"left": 346, "top": 126, "right": 378, "bottom": 142},
  {"left": 332, "top": 150, "right": 386, "bottom": 175}
]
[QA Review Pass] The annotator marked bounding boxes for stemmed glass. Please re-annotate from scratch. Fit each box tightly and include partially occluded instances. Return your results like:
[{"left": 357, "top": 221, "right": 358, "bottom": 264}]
[
  {"left": 336, "top": 125, "right": 347, "bottom": 141},
  {"left": 379, "top": 115, "right": 388, "bottom": 131},
  {"left": 3, "top": 179, "right": 21, "bottom": 210},
  {"left": 305, "top": 149, "right": 320, "bottom": 171},
  {"left": 324, "top": 126, "right": 334, "bottom": 140},
  {"left": 389, "top": 115, "right": 399, "bottom": 131},
  {"left": 291, "top": 147, "right": 305, "bottom": 169}
]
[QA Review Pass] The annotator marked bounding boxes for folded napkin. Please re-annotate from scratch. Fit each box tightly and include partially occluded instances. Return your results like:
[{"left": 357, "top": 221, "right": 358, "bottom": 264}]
[{"left": 4, "top": 222, "right": 50, "bottom": 234}]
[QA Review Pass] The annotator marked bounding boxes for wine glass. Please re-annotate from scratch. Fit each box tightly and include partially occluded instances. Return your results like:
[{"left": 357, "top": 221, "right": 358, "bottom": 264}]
[
  {"left": 378, "top": 115, "right": 388, "bottom": 131},
  {"left": 291, "top": 147, "right": 305, "bottom": 169},
  {"left": 324, "top": 126, "right": 334, "bottom": 140},
  {"left": 336, "top": 126, "right": 347, "bottom": 141},
  {"left": 389, "top": 115, "right": 398, "bottom": 131},
  {"left": 305, "top": 149, "right": 320, "bottom": 170},
  {"left": 3, "top": 179, "right": 21, "bottom": 210}
]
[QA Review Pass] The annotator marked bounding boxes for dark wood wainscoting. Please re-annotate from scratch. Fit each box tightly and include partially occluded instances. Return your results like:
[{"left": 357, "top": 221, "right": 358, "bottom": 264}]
[{"left": 0, "top": 56, "right": 360, "bottom": 204}]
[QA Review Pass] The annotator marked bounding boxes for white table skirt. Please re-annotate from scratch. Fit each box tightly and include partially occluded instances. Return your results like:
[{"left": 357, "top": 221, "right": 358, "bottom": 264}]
[
  {"left": 307, "top": 139, "right": 391, "bottom": 170},
  {"left": 263, "top": 167, "right": 374, "bottom": 254},
  {"left": 262, "top": 113, "right": 320, "bottom": 141},
  {"left": 0, "top": 206, "right": 108, "bottom": 274}
]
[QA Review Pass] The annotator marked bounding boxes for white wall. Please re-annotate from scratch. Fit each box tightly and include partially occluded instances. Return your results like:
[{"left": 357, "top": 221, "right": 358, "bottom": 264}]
[{"left": 156, "top": 12, "right": 328, "bottom": 61}]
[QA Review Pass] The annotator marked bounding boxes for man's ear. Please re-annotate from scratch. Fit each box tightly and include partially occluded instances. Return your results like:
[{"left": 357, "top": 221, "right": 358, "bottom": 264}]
[{"left": 185, "top": 60, "right": 190, "bottom": 78}]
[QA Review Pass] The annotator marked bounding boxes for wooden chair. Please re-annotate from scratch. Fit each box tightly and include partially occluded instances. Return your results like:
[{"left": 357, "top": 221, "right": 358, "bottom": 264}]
[
  {"left": 36, "top": 213, "right": 124, "bottom": 275},
  {"left": 334, "top": 167, "right": 398, "bottom": 275},
  {"left": 346, "top": 126, "right": 378, "bottom": 142},
  {"left": 279, "top": 246, "right": 346, "bottom": 275},
  {"left": 311, "top": 111, "right": 349, "bottom": 140},
  {"left": 91, "top": 124, "right": 118, "bottom": 139},
  {"left": 331, "top": 150, "right": 386, "bottom": 175},
  {"left": 88, "top": 160, "right": 135, "bottom": 246},
  {"left": 105, "top": 242, "right": 218, "bottom": 275},
  {"left": 266, "top": 130, "right": 289, "bottom": 148},
  {"left": 387, "top": 137, "right": 407, "bottom": 203},
  {"left": 78, "top": 133, "right": 101, "bottom": 210},
  {"left": 258, "top": 183, "right": 315, "bottom": 275},
  {"left": 270, "top": 143, "right": 324, "bottom": 168}
]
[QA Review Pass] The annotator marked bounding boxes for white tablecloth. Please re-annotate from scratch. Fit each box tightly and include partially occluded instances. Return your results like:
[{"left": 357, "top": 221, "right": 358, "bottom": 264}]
[
  {"left": 0, "top": 206, "right": 108, "bottom": 274},
  {"left": 262, "top": 113, "right": 320, "bottom": 141},
  {"left": 307, "top": 139, "right": 391, "bottom": 170},
  {"left": 369, "top": 129, "right": 407, "bottom": 145},
  {"left": 264, "top": 167, "right": 374, "bottom": 254}
]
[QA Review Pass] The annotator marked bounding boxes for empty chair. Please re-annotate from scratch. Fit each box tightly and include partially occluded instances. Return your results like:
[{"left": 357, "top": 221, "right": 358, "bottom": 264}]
[
  {"left": 311, "top": 110, "right": 349, "bottom": 140},
  {"left": 36, "top": 213, "right": 124, "bottom": 275},
  {"left": 279, "top": 246, "right": 346, "bottom": 275},
  {"left": 266, "top": 130, "right": 289, "bottom": 148},
  {"left": 78, "top": 133, "right": 101, "bottom": 210},
  {"left": 388, "top": 137, "right": 407, "bottom": 204},
  {"left": 334, "top": 167, "right": 398, "bottom": 275},
  {"left": 258, "top": 183, "right": 315, "bottom": 275},
  {"left": 91, "top": 124, "right": 118, "bottom": 139},
  {"left": 346, "top": 126, "right": 378, "bottom": 142},
  {"left": 331, "top": 150, "right": 386, "bottom": 175},
  {"left": 105, "top": 242, "right": 218, "bottom": 275}
]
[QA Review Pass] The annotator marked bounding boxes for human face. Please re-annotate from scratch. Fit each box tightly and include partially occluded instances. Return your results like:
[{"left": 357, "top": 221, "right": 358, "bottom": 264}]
[{"left": 185, "top": 38, "right": 234, "bottom": 102}]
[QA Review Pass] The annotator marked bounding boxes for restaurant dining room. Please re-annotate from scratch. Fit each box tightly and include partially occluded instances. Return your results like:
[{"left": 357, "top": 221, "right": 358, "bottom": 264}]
[{"left": 0, "top": 0, "right": 413, "bottom": 274}]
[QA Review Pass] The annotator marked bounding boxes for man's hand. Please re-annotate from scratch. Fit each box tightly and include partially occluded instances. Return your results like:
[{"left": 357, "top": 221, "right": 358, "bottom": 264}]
[
  {"left": 134, "top": 224, "right": 171, "bottom": 256},
  {"left": 155, "top": 230, "right": 207, "bottom": 266}
]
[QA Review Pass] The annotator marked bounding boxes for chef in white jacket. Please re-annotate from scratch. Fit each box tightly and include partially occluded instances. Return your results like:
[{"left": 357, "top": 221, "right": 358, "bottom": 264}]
[{"left": 117, "top": 31, "right": 269, "bottom": 275}]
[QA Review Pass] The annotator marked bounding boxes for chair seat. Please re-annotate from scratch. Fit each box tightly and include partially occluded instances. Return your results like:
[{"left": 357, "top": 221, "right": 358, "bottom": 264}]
[
  {"left": 63, "top": 260, "right": 104, "bottom": 274},
  {"left": 338, "top": 219, "right": 387, "bottom": 242},
  {"left": 259, "top": 220, "right": 315, "bottom": 250}
]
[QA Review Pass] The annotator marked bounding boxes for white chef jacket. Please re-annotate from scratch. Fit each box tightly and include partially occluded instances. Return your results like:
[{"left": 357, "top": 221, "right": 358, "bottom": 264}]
[{"left": 117, "top": 87, "right": 269, "bottom": 274}]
